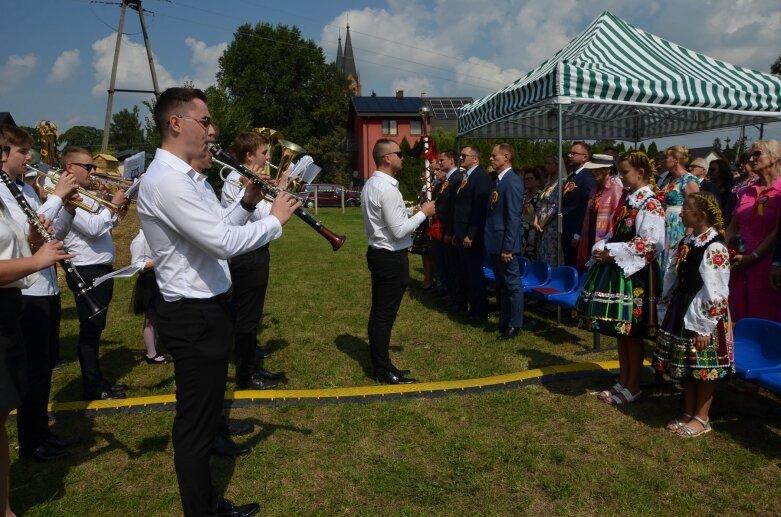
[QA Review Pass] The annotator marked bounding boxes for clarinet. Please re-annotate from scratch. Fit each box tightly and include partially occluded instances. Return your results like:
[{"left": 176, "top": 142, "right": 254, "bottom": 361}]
[
  {"left": 209, "top": 144, "right": 346, "bottom": 251},
  {"left": 0, "top": 170, "right": 106, "bottom": 319}
]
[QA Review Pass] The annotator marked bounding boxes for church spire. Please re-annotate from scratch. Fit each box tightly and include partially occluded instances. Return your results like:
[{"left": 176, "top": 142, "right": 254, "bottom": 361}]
[
  {"left": 342, "top": 24, "right": 361, "bottom": 95},
  {"left": 336, "top": 29, "right": 344, "bottom": 73}
]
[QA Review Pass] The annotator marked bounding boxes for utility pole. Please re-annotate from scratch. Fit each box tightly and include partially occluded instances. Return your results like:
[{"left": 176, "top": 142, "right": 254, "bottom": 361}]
[{"left": 101, "top": 0, "right": 161, "bottom": 152}]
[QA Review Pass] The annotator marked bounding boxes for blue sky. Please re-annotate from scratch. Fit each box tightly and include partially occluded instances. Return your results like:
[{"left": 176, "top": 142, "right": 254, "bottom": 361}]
[{"left": 2, "top": 0, "right": 780, "bottom": 147}]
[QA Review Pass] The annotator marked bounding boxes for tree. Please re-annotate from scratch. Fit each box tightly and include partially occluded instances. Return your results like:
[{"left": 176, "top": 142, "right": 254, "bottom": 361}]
[
  {"left": 217, "top": 23, "right": 350, "bottom": 182},
  {"left": 772, "top": 55, "right": 781, "bottom": 76},
  {"left": 647, "top": 141, "right": 659, "bottom": 158},
  {"left": 109, "top": 106, "right": 144, "bottom": 150},
  {"left": 60, "top": 126, "right": 103, "bottom": 151}
]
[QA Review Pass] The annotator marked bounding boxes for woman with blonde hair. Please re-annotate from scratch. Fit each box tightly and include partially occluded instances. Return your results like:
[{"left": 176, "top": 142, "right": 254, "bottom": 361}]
[
  {"left": 658, "top": 145, "right": 700, "bottom": 270},
  {"left": 726, "top": 139, "right": 781, "bottom": 321}
]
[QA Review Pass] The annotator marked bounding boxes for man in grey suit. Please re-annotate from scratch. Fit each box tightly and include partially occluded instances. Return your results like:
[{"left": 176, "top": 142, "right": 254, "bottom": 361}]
[{"left": 484, "top": 143, "right": 525, "bottom": 340}]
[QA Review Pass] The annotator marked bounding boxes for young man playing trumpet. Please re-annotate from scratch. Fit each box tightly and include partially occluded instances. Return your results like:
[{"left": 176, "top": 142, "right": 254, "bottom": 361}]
[
  {"left": 0, "top": 125, "right": 83, "bottom": 461},
  {"left": 61, "top": 147, "right": 127, "bottom": 401},
  {"left": 220, "top": 131, "right": 289, "bottom": 392}
]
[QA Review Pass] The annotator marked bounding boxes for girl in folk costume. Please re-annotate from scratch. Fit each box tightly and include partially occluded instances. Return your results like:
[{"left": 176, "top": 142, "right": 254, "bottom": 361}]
[
  {"left": 576, "top": 152, "right": 666, "bottom": 405},
  {"left": 653, "top": 192, "right": 733, "bottom": 438}
]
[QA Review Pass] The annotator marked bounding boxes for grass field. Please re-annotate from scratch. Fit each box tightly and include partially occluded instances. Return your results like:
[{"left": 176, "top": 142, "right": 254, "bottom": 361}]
[{"left": 8, "top": 206, "right": 781, "bottom": 516}]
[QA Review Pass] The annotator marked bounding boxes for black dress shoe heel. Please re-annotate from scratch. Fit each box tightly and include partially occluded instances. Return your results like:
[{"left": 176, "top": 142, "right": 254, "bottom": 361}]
[
  {"left": 211, "top": 434, "right": 251, "bottom": 458},
  {"left": 21, "top": 443, "right": 68, "bottom": 462},
  {"left": 216, "top": 498, "right": 260, "bottom": 517},
  {"left": 237, "top": 374, "right": 277, "bottom": 390},
  {"left": 375, "top": 371, "right": 417, "bottom": 385},
  {"left": 497, "top": 327, "right": 522, "bottom": 340}
]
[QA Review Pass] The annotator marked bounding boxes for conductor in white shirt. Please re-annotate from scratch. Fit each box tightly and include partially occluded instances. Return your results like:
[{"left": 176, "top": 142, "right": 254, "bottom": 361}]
[
  {"left": 362, "top": 138, "right": 435, "bottom": 385},
  {"left": 137, "top": 87, "right": 299, "bottom": 517}
]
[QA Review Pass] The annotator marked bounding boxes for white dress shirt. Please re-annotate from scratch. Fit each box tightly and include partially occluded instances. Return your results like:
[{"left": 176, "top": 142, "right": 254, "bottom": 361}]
[
  {"left": 137, "top": 148, "right": 283, "bottom": 301},
  {"left": 63, "top": 195, "right": 118, "bottom": 267},
  {"left": 219, "top": 170, "right": 272, "bottom": 221},
  {"left": 0, "top": 178, "right": 71, "bottom": 295},
  {"left": 129, "top": 229, "right": 153, "bottom": 269},
  {"left": 0, "top": 200, "right": 37, "bottom": 289},
  {"left": 362, "top": 170, "right": 426, "bottom": 251}
]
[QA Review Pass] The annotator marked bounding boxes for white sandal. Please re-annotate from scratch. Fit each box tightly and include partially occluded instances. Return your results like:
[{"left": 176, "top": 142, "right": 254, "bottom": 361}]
[
  {"left": 666, "top": 413, "right": 693, "bottom": 432},
  {"left": 677, "top": 415, "right": 711, "bottom": 438},
  {"left": 597, "top": 383, "right": 623, "bottom": 401},
  {"left": 605, "top": 387, "right": 642, "bottom": 405}
]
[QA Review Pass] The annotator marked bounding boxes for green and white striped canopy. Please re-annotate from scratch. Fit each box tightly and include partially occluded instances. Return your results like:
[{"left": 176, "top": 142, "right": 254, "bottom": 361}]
[{"left": 458, "top": 11, "right": 781, "bottom": 140}]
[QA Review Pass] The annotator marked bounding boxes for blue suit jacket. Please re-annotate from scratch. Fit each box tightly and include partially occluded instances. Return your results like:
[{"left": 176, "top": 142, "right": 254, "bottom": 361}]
[
  {"left": 484, "top": 169, "right": 524, "bottom": 255},
  {"left": 453, "top": 166, "right": 492, "bottom": 243},
  {"left": 435, "top": 168, "right": 463, "bottom": 237},
  {"left": 561, "top": 167, "right": 596, "bottom": 241}
]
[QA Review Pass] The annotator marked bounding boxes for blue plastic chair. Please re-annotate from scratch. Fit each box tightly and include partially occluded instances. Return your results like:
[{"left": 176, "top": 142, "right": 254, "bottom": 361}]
[
  {"left": 521, "top": 261, "right": 552, "bottom": 293},
  {"left": 733, "top": 318, "right": 781, "bottom": 379},
  {"left": 484, "top": 255, "right": 529, "bottom": 283},
  {"left": 757, "top": 372, "right": 781, "bottom": 394},
  {"left": 528, "top": 266, "right": 579, "bottom": 300},
  {"left": 483, "top": 254, "right": 495, "bottom": 282},
  {"left": 517, "top": 256, "right": 529, "bottom": 280},
  {"left": 541, "top": 271, "right": 586, "bottom": 309}
]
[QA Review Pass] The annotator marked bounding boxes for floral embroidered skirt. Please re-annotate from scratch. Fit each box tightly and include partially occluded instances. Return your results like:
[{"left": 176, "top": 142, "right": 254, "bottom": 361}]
[
  {"left": 575, "top": 261, "right": 660, "bottom": 339},
  {"left": 652, "top": 291, "right": 734, "bottom": 381}
]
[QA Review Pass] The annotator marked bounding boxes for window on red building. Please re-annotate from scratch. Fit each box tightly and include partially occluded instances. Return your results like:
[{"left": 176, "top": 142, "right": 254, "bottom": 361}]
[
  {"left": 410, "top": 120, "right": 421, "bottom": 135},
  {"left": 381, "top": 119, "right": 398, "bottom": 135}
]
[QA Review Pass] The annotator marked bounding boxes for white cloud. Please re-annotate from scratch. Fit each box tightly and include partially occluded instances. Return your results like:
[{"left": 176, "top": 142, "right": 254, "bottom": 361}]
[
  {"left": 184, "top": 37, "right": 227, "bottom": 88},
  {"left": 48, "top": 49, "right": 80, "bottom": 84},
  {"left": 91, "top": 33, "right": 180, "bottom": 96},
  {"left": 0, "top": 54, "right": 38, "bottom": 94}
]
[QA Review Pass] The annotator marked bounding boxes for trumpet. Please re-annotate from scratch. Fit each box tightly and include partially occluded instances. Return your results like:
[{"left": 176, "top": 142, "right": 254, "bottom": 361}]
[
  {"left": 209, "top": 145, "right": 346, "bottom": 251},
  {"left": 90, "top": 172, "right": 135, "bottom": 192},
  {"left": 27, "top": 165, "right": 128, "bottom": 215}
]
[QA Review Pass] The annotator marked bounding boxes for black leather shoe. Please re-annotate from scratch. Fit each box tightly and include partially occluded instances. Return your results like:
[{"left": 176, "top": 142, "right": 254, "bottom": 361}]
[
  {"left": 375, "top": 371, "right": 417, "bottom": 384},
  {"left": 497, "top": 327, "right": 522, "bottom": 340},
  {"left": 45, "top": 434, "right": 82, "bottom": 449},
  {"left": 102, "top": 381, "right": 128, "bottom": 393},
  {"left": 216, "top": 498, "right": 260, "bottom": 517},
  {"left": 255, "top": 345, "right": 271, "bottom": 359},
  {"left": 84, "top": 390, "right": 127, "bottom": 401},
  {"left": 237, "top": 374, "right": 277, "bottom": 390},
  {"left": 223, "top": 419, "right": 254, "bottom": 436},
  {"left": 21, "top": 443, "right": 68, "bottom": 462},
  {"left": 212, "top": 434, "right": 251, "bottom": 458},
  {"left": 255, "top": 367, "right": 284, "bottom": 380}
]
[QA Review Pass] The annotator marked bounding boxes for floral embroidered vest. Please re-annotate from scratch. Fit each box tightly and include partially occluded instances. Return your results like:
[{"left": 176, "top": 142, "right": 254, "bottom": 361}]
[{"left": 676, "top": 232, "right": 724, "bottom": 295}]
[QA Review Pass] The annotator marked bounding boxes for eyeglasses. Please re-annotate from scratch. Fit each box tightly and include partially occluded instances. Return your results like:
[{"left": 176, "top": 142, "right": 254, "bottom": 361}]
[
  {"left": 384, "top": 151, "right": 404, "bottom": 158},
  {"left": 70, "top": 162, "right": 96, "bottom": 173},
  {"left": 175, "top": 114, "right": 213, "bottom": 130},
  {"left": 568, "top": 151, "right": 586, "bottom": 156}
]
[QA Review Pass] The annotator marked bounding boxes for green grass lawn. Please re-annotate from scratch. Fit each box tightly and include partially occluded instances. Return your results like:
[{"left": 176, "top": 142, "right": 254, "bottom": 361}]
[{"left": 8, "top": 207, "right": 781, "bottom": 516}]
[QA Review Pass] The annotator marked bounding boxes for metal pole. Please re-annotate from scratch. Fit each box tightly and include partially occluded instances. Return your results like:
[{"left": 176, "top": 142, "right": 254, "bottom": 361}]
[
  {"left": 101, "top": 0, "right": 128, "bottom": 152},
  {"left": 556, "top": 102, "right": 563, "bottom": 325},
  {"left": 135, "top": 0, "right": 160, "bottom": 98}
]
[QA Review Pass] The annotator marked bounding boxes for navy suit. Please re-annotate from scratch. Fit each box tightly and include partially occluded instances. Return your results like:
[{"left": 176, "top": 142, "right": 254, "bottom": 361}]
[
  {"left": 561, "top": 167, "right": 596, "bottom": 268},
  {"left": 484, "top": 169, "right": 525, "bottom": 329},
  {"left": 453, "top": 166, "right": 492, "bottom": 318},
  {"left": 436, "top": 168, "right": 464, "bottom": 303}
]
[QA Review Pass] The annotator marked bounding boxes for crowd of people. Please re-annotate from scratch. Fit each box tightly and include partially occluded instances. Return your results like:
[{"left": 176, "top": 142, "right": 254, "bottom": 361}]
[
  {"left": 2, "top": 84, "right": 781, "bottom": 514},
  {"left": 404, "top": 138, "right": 781, "bottom": 438}
]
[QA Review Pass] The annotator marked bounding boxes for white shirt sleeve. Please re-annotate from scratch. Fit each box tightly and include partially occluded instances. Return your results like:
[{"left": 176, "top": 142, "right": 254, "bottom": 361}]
[{"left": 684, "top": 241, "right": 731, "bottom": 336}]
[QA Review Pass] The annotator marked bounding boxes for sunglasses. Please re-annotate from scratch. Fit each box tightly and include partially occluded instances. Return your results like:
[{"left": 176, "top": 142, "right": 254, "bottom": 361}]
[
  {"left": 459, "top": 153, "right": 475, "bottom": 159},
  {"left": 748, "top": 150, "right": 763, "bottom": 159},
  {"left": 175, "top": 114, "right": 213, "bottom": 130},
  {"left": 71, "top": 162, "right": 97, "bottom": 173}
]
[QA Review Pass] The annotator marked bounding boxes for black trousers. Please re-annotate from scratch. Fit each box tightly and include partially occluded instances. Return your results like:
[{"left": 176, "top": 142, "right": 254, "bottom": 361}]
[
  {"left": 228, "top": 246, "right": 269, "bottom": 383},
  {"left": 17, "top": 294, "right": 60, "bottom": 454},
  {"left": 156, "top": 293, "right": 233, "bottom": 516},
  {"left": 560, "top": 234, "right": 578, "bottom": 268},
  {"left": 66, "top": 265, "right": 113, "bottom": 396},
  {"left": 366, "top": 248, "right": 409, "bottom": 376},
  {"left": 458, "top": 242, "right": 488, "bottom": 319}
]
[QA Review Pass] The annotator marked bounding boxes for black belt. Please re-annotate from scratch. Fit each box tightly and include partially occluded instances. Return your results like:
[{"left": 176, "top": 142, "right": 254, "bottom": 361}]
[{"left": 170, "top": 290, "right": 232, "bottom": 305}]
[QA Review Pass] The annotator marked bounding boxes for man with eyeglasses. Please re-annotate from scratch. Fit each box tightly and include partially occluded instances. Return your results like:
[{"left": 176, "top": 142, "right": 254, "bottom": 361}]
[
  {"left": 362, "top": 138, "right": 435, "bottom": 384},
  {"left": 435, "top": 150, "right": 464, "bottom": 313},
  {"left": 452, "top": 146, "right": 491, "bottom": 323},
  {"left": 60, "top": 147, "right": 128, "bottom": 401},
  {"left": 0, "top": 125, "right": 84, "bottom": 462},
  {"left": 138, "top": 87, "right": 299, "bottom": 516},
  {"left": 562, "top": 141, "right": 596, "bottom": 269}
]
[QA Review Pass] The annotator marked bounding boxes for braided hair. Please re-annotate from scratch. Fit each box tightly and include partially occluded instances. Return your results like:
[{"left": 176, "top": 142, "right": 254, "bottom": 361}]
[
  {"left": 618, "top": 151, "right": 657, "bottom": 190},
  {"left": 687, "top": 192, "right": 726, "bottom": 236}
]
